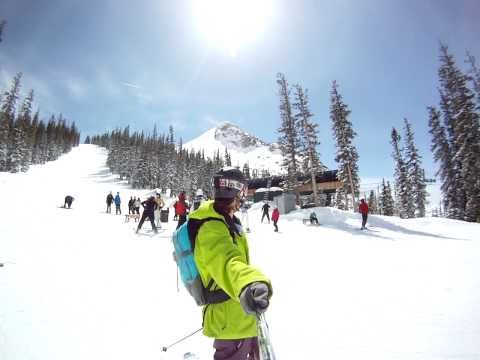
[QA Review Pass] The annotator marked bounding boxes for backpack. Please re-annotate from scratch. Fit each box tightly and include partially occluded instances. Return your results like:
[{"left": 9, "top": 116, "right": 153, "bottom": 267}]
[{"left": 172, "top": 217, "right": 233, "bottom": 306}]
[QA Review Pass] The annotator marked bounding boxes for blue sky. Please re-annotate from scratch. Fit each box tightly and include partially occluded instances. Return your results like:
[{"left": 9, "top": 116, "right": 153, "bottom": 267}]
[{"left": 0, "top": 0, "right": 479, "bottom": 178}]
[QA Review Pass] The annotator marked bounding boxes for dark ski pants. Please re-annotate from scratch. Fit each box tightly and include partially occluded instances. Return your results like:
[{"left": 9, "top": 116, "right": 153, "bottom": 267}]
[
  {"left": 137, "top": 213, "right": 157, "bottom": 232},
  {"left": 310, "top": 218, "right": 319, "bottom": 225},
  {"left": 106, "top": 203, "right": 112, "bottom": 213},
  {"left": 116, "top": 205, "right": 121, "bottom": 215},
  {"left": 213, "top": 337, "right": 259, "bottom": 360},
  {"left": 273, "top": 220, "right": 278, "bottom": 232},
  {"left": 176, "top": 214, "right": 187, "bottom": 229},
  {"left": 64, "top": 201, "right": 72, "bottom": 208},
  {"left": 261, "top": 212, "right": 270, "bottom": 223},
  {"left": 361, "top": 213, "right": 368, "bottom": 229}
]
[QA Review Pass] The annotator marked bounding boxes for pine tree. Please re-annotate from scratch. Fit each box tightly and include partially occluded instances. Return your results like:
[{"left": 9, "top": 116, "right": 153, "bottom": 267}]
[
  {"left": 0, "top": 73, "right": 22, "bottom": 171},
  {"left": 330, "top": 80, "right": 360, "bottom": 210},
  {"left": 434, "top": 44, "right": 480, "bottom": 221},
  {"left": 277, "top": 73, "right": 300, "bottom": 192},
  {"left": 293, "top": 84, "right": 323, "bottom": 206},
  {"left": 428, "top": 107, "right": 453, "bottom": 214},
  {"left": 403, "top": 119, "right": 427, "bottom": 217},
  {"left": 391, "top": 127, "right": 413, "bottom": 218},
  {"left": 383, "top": 180, "right": 395, "bottom": 216}
]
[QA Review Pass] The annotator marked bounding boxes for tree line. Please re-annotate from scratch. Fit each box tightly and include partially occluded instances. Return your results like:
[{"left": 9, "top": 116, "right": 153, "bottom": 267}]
[
  {"left": 87, "top": 126, "right": 229, "bottom": 199},
  {"left": 0, "top": 23, "right": 80, "bottom": 173}
]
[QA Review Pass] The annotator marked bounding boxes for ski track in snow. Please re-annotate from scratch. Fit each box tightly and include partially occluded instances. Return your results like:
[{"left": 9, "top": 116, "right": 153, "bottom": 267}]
[{"left": 1, "top": 144, "right": 479, "bottom": 360}]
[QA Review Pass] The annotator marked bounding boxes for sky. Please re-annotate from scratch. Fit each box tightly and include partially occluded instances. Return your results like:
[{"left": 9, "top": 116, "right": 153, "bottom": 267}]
[
  {"left": 0, "top": 0, "right": 479, "bottom": 179},
  {"left": 1, "top": 144, "right": 479, "bottom": 360}
]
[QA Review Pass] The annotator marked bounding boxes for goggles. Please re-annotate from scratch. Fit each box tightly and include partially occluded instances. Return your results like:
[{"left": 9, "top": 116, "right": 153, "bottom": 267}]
[{"left": 216, "top": 178, "right": 248, "bottom": 200}]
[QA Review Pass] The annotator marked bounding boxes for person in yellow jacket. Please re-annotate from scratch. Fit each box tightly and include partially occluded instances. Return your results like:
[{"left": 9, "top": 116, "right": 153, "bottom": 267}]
[{"left": 189, "top": 167, "right": 272, "bottom": 360}]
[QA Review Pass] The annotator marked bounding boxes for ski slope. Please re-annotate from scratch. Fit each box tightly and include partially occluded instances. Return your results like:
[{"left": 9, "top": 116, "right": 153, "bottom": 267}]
[{"left": 1, "top": 145, "right": 479, "bottom": 360}]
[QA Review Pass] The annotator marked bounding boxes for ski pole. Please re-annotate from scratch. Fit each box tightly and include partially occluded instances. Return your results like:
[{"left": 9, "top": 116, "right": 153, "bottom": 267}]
[
  {"left": 161, "top": 327, "right": 203, "bottom": 352},
  {"left": 257, "top": 313, "right": 276, "bottom": 360}
]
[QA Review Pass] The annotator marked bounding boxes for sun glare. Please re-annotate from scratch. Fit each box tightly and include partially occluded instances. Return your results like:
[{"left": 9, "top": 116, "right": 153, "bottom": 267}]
[{"left": 192, "top": 0, "right": 273, "bottom": 57}]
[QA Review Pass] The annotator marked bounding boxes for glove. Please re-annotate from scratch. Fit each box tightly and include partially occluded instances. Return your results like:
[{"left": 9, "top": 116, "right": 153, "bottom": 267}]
[{"left": 239, "top": 282, "right": 270, "bottom": 315}]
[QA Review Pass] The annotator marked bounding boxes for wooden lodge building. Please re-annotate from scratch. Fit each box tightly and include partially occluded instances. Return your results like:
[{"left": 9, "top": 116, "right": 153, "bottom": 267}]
[{"left": 246, "top": 170, "right": 341, "bottom": 206}]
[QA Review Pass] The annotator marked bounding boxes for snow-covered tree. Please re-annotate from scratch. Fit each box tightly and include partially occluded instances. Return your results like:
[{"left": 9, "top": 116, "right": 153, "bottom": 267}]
[
  {"left": 403, "top": 118, "right": 427, "bottom": 217},
  {"left": 330, "top": 80, "right": 360, "bottom": 210},
  {"left": 380, "top": 179, "right": 395, "bottom": 216},
  {"left": 391, "top": 127, "right": 414, "bottom": 218},
  {"left": 293, "top": 84, "right": 323, "bottom": 206},
  {"left": 277, "top": 73, "right": 300, "bottom": 192},
  {"left": 433, "top": 44, "right": 480, "bottom": 222}
]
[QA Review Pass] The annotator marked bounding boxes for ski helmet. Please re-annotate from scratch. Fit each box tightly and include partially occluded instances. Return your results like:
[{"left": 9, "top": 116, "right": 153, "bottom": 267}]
[{"left": 213, "top": 167, "right": 248, "bottom": 200}]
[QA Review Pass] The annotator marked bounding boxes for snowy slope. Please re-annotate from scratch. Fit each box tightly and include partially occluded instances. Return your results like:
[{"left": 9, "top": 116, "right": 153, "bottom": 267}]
[
  {"left": 1, "top": 145, "right": 479, "bottom": 360},
  {"left": 183, "top": 122, "right": 284, "bottom": 174}
]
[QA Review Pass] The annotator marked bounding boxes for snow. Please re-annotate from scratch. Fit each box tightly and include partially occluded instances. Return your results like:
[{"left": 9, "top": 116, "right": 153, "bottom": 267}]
[{"left": 1, "top": 144, "right": 479, "bottom": 360}]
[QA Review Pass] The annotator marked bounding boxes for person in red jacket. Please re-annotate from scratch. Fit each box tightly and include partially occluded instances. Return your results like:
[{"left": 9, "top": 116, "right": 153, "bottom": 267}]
[
  {"left": 359, "top": 198, "right": 369, "bottom": 230},
  {"left": 174, "top": 191, "right": 188, "bottom": 229},
  {"left": 272, "top": 207, "right": 280, "bottom": 232}
]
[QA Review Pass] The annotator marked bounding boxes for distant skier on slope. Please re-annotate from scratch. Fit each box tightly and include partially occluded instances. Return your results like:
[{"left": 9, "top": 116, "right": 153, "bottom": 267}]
[
  {"left": 136, "top": 196, "right": 157, "bottom": 234},
  {"left": 272, "top": 207, "right": 280, "bottom": 232},
  {"left": 63, "top": 195, "right": 74, "bottom": 209},
  {"left": 173, "top": 191, "right": 188, "bottom": 229},
  {"left": 106, "top": 191, "right": 114, "bottom": 213},
  {"left": 261, "top": 202, "right": 270, "bottom": 223},
  {"left": 359, "top": 198, "right": 369, "bottom": 230},
  {"left": 114, "top": 192, "right": 121, "bottom": 215}
]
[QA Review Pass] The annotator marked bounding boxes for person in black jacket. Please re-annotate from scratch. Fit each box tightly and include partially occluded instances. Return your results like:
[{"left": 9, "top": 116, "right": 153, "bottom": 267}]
[
  {"left": 106, "top": 192, "right": 114, "bottom": 213},
  {"left": 261, "top": 202, "right": 270, "bottom": 223},
  {"left": 64, "top": 195, "right": 74, "bottom": 209},
  {"left": 136, "top": 196, "right": 158, "bottom": 233}
]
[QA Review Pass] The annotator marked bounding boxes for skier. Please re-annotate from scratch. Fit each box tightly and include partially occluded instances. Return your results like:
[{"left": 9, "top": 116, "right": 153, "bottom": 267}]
[
  {"left": 114, "top": 192, "right": 121, "bottom": 215},
  {"left": 189, "top": 167, "right": 272, "bottom": 359},
  {"left": 173, "top": 191, "right": 188, "bottom": 229},
  {"left": 128, "top": 196, "right": 135, "bottom": 214},
  {"left": 106, "top": 191, "right": 114, "bottom": 213},
  {"left": 136, "top": 196, "right": 158, "bottom": 234},
  {"left": 239, "top": 199, "right": 251, "bottom": 233},
  {"left": 310, "top": 211, "right": 319, "bottom": 225},
  {"left": 359, "top": 198, "right": 369, "bottom": 230},
  {"left": 134, "top": 197, "right": 141, "bottom": 214},
  {"left": 272, "top": 207, "right": 280, "bottom": 232},
  {"left": 64, "top": 195, "right": 74, "bottom": 209},
  {"left": 261, "top": 202, "right": 270, "bottom": 223},
  {"left": 192, "top": 188, "right": 204, "bottom": 211}
]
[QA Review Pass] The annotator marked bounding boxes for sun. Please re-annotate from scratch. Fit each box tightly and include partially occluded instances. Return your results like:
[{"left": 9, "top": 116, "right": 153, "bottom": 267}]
[{"left": 192, "top": 0, "right": 273, "bottom": 57}]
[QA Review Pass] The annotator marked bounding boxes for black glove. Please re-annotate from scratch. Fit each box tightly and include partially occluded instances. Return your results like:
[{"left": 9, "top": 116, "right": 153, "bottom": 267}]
[{"left": 239, "top": 282, "right": 270, "bottom": 315}]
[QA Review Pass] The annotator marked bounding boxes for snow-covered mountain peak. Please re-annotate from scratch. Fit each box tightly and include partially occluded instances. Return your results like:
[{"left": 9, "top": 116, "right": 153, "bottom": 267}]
[
  {"left": 184, "top": 122, "right": 283, "bottom": 174},
  {"left": 214, "top": 122, "right": 269, "bottom": 151}
]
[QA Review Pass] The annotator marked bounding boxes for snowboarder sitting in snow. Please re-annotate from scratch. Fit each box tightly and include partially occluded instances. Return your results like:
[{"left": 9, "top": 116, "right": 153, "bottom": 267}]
[
  {"left": 272, "top": 207, "right": 280, "bottom": 232},
  {"left": 359, "top": 198, "right": 369, "bottom": 230},
  {"left": 261, "top": 202, "right": 270, "bottom": 223},
  {"left": 189, "top": 167, "right": 272, "bottom": 359},
  {"left": 64, "top": 195, "right": 74, "bottom": 209},
  {"left": 310, "top": 211, "right": 319, "bottom": 225},
  {"left": 136, "top": 196, "right": 158, "bottom": 234}
]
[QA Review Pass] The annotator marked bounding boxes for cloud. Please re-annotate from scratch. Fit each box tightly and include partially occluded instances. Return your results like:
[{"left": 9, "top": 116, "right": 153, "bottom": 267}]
[{"left": 121, "top": 82, "right": 142, "bottom": 89}]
